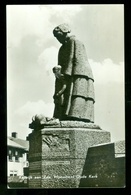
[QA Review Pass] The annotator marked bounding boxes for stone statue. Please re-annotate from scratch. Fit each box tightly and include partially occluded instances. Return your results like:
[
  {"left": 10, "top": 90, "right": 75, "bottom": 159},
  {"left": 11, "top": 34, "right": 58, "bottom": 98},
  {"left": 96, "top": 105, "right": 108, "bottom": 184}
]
[
  {"left": 53, "top": 23, "right": 95, "bottom": 123},
  {"left": 29, "top": 23, "right": 96, "bottom": 130}
]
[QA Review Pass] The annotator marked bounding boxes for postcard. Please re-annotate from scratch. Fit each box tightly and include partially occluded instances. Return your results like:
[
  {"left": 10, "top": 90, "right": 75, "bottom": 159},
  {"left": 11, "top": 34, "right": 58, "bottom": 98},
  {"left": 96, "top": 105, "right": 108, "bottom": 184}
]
[{"left": 7, "top": 4, "right": 125, "bottom": 188}]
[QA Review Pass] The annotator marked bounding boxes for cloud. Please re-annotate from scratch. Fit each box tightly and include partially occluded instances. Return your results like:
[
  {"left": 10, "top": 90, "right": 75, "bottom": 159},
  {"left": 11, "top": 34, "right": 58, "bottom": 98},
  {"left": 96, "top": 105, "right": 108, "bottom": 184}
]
[
  {"left": 15, "top": 100, "right": 54, "bottom": 118},
  {"left": 7, "top": 5, "right": 53, "bottom": 47},
  {"left": 89, "top": 58, "right": 124, "bottom": 142},
  {"left": 8, "top": 100, "right": 54, "bottom": 139},
  {"left": 38, "top": 46, "right": 58, "bottom": 73},
  {"left": 50, "top": 4, "right": 82, "bottom": 14},
  {"left": 7, "top": 5, "right": 82, "bottom": 48},
  {"left": 89, "top": 58, "right": 124, "bottom": 84},
  {"left": 50, "top": 5, "right": 82, "bottom": 21}
]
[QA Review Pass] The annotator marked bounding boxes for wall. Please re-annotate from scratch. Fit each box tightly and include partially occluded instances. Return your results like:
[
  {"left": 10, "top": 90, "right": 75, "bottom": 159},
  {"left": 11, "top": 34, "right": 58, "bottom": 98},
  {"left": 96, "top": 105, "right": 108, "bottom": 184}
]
[
  {"left": 7, "top": 151, "right": 29, "bottom": 176},
  {"left": 79, "top": 141, "right": 125, "bottom": 187}
]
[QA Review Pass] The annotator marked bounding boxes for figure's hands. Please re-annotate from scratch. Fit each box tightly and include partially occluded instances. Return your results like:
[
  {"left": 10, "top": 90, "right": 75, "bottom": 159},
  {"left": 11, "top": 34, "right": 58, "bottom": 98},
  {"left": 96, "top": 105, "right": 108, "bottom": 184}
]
[
  {"left": 53, "top": 93, "right": 61, "bottom": 99},
  {"left": 56, "top": 92, "right": 61, "bottom": 97}
]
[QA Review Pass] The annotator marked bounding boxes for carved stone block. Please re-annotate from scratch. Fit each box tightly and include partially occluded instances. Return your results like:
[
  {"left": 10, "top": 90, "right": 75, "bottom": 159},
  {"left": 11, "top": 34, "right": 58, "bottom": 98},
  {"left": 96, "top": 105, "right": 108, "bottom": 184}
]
[{"left": 28, "top": 127, "right": 111, "bottom": 188}]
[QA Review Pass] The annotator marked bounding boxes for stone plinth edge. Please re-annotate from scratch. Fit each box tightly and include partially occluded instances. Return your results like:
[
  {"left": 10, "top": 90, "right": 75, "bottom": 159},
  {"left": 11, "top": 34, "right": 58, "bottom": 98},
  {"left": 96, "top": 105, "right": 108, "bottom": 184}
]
[{"left": 29, "top": 120, "right": 101, "bottom": 130}]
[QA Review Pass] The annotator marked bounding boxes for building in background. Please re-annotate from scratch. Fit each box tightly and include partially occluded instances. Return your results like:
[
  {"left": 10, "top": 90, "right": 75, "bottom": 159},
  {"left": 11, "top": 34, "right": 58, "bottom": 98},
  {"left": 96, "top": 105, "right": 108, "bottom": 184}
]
[{"left": 7, "top": 132, "right": 29, "bottom": 184}]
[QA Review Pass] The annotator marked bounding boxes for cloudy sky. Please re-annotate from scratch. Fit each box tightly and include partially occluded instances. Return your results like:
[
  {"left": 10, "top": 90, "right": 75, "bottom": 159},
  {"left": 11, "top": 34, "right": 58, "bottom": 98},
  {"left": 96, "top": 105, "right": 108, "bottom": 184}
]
[{"left": 7, "top": 4, "right": 124, "bottom": 142}]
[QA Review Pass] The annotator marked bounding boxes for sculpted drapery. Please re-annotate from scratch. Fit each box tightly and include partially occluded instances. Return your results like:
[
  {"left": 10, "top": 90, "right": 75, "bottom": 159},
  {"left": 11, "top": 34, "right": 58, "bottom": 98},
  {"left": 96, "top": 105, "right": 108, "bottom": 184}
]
[{"left": 53, "top": 24, "right": 95, "bottom": 122}]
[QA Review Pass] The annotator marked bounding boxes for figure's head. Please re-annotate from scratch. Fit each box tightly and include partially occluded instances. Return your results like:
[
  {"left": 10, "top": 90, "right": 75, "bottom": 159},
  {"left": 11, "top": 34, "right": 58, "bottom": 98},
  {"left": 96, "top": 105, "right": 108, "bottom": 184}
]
[
  {"left": 53, "top": 23, "right": 71, "bottom": 44},
  {"left": 52, "top": 65, "right": 62, "bottom": 78}
]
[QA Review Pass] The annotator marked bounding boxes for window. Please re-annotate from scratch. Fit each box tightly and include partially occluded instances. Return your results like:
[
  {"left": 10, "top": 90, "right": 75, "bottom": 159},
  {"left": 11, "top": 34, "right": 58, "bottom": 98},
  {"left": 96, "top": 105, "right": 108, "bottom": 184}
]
[
  {"left": 9, "top": 170, "right": 18, "bottom": 176},
  {"left": 15, "top": 150, "right": 19, "bottom": 162},
  {"left": 26, "top": 162, "right": 29, "bottom": 167},
  {"left": 19, "top": 152, "right": 23, "bottom": 157},
  {"left": 8, "top": 150, "right": 13, "bottom": 161},
  {"left": 15, "top": 156, "right": 19, "bottom": 161},
  {"left": 9, "top": 170, "right": 13, "bottom": 176},
  {"left": 9, "top": 155, "right": 12, "bottom": 161},
  {"left": 9, "top": 150, "right": 11, "bottom": 155}
]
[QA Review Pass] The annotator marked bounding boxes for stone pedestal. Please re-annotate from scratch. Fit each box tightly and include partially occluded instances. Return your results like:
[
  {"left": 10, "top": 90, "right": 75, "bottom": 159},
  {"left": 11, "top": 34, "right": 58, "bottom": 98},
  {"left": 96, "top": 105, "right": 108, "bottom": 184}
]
[{"left": 28, "top": 124, "right": 111, "bottom": 188}]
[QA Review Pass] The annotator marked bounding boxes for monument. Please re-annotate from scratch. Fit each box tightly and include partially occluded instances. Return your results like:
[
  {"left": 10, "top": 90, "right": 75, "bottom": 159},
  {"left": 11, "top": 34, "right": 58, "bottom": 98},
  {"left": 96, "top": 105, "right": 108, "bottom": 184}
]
[{"left": 28, "top": 24, "right": 111, "bottom": 188}]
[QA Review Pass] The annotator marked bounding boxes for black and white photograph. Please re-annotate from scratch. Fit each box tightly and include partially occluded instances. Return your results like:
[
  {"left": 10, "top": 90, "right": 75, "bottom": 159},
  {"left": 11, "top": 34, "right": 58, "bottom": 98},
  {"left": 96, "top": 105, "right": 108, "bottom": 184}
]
[{"left": 7, "top": 4, "right": 125, "bottom": 188}]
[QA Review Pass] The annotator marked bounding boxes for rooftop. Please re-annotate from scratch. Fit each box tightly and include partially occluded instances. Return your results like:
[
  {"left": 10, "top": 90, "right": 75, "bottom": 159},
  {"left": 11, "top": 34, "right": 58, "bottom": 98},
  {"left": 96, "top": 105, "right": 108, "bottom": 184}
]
[{"left": 8, "top": 135, "right": 29, "bottom": 151}]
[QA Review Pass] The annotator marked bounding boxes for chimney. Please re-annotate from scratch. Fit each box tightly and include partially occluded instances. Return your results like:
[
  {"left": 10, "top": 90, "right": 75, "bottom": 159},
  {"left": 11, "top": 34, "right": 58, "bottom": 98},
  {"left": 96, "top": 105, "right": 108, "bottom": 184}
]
[{"left": 12, "top": 132, "right": 18, "bottom": 138}]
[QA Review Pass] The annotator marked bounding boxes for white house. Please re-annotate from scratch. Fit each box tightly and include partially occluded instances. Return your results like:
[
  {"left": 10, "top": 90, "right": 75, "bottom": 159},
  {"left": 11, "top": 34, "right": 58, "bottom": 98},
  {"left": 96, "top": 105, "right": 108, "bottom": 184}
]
[{"left": 7, "top": 132, "right": 29, "bottom": 177}]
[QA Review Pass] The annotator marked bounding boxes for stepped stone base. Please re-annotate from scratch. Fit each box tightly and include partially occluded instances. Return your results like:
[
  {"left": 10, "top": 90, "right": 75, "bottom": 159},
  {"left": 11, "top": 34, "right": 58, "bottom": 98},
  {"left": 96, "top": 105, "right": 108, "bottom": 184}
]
[{"left": 28, "top": 126, "right": 111, "bottom": 188}]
